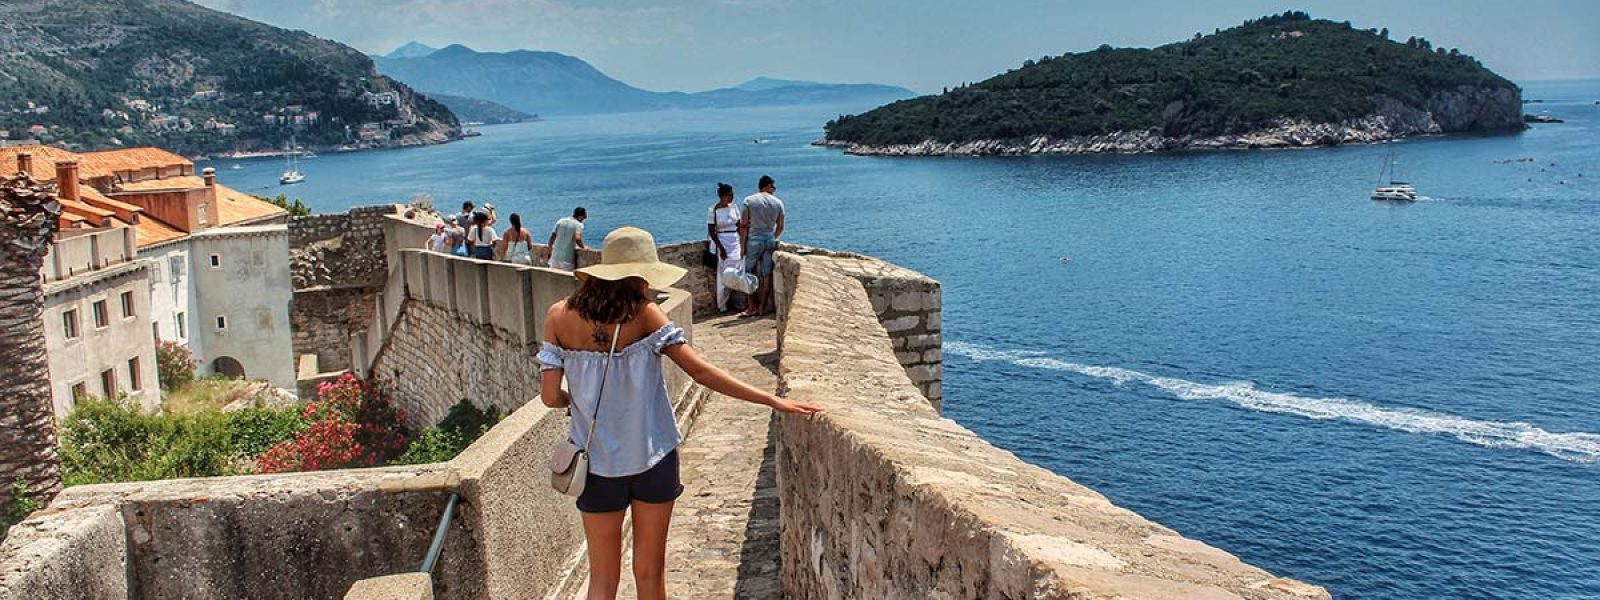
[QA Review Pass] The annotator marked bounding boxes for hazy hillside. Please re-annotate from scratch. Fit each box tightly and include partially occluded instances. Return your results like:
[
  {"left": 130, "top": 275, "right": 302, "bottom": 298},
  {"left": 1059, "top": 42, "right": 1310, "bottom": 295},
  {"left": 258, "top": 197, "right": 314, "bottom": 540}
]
[
  {"left": 374, "top": 44, "right": 916, "bottom": 115},
  {"left": 823, "top": 12, "right": 1522, "bottom": 154},
  {"left": 429, "top": 94, "right": 538, "bottom": 125},
  {"left": 0, "top": 0, "right": 459, "bottom": 156}
]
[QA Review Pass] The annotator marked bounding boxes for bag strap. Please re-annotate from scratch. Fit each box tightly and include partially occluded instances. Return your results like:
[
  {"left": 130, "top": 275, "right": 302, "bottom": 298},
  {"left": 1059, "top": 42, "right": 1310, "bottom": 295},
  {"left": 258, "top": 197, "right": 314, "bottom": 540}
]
[{"left": 580, "top": 322, "right": 623, "bottom": 453}]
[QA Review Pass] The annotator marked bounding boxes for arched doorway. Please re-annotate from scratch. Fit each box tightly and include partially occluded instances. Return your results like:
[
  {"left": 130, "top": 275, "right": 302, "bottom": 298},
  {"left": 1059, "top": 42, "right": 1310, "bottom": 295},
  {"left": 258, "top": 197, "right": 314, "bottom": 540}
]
[{"left": 212, "top": 356, "right": 246, "bottom": 379}]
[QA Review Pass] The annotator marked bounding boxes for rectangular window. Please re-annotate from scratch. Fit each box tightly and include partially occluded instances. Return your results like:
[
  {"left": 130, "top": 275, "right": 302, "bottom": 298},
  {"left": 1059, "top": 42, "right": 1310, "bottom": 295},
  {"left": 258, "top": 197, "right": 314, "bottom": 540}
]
[
  {"left": 176, "top": 312, "right": 186, "bottom": 339},
  {"left": 198, "top": 203, "right": 209, "bottom": 226},
  {"left": 216, "top": 315, "right": 227, "bottom": 330},
  {"left": 100, "top": 368, "right": 116, "bottom": 397},
  {"left": 121, "top": 291, "right": 135, "bottom": 318},
  {"left": 169, "top": 255, "right": 184, "bottom": 280},
  {"left": 128, "top": 357, "right": 142, "bottom": 391},
  {"left": 152, "top": 322, "right": 160, "bottom": 342},
  {"left": 209, "top": 254, "right": 221, "bottom": 268},
  {"left": 63, "top": 309, "right": 80, "bottom": 339},
  {"left": 71, "top": 382, "right": 88, "bottom": 400},
  {"left": 92, "top": 300, "right": 109, "bottom": 328}
]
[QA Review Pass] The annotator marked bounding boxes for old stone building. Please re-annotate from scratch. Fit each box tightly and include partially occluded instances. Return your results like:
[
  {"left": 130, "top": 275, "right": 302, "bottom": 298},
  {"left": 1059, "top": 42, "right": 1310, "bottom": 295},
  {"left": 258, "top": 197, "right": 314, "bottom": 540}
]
[
  {"left": 0, "top": 146, "right": 296, "bottom": 396},
  {"left": 39, "top": 225, "right": 161, "bottom": 417}
]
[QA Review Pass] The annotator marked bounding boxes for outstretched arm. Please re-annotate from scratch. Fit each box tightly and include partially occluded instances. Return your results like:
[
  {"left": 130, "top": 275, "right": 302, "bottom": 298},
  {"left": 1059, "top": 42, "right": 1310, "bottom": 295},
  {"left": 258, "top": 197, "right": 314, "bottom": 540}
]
[
  {"left": 637, "top": 303, "right": 820, "bottom": 414},
  {"left": 663, "top": 343, "right": 820, "bottom": 414}
]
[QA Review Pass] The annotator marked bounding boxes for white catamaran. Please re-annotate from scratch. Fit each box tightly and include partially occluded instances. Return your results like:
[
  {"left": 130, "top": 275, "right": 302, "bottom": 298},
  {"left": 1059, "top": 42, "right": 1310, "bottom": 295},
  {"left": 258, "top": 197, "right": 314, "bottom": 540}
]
[{"left": 1371, "top": 149, "right": 1416, "bottom": 202}]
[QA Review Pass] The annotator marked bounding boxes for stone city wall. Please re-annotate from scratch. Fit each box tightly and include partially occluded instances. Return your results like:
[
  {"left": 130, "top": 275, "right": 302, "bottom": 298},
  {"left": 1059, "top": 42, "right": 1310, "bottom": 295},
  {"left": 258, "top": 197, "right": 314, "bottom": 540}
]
[
  {"left": 287, "top": 205, "right": 399, "bottom": 290},
  {"left": 775, "top": 246, "right": 943, "bottom": 410},
  {"left": 3, "top": 465, "right": 478, "bottom": 600},
  {"left": 290, "top": 286, "right": 375, "bottom": 374},
  {"left": 0, "top": 398, "right": 634, "bottom": 600},
  {"left": 775, "top": 254, "right": 1329, "bottom": 600},
  {"left": 362, "top": 249, "right": 695, "bottom": 432}
]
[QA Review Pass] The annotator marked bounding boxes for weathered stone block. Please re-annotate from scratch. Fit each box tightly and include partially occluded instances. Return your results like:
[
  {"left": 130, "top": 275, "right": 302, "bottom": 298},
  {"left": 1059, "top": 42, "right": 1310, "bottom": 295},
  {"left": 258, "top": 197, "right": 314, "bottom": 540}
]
[{"left": 882, "top": 315, "right": 920, "bottom": 333}]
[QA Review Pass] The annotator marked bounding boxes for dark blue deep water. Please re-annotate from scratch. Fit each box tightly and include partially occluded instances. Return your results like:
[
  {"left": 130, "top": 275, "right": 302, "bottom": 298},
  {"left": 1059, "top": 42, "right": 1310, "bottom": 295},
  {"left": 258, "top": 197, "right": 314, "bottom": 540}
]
[{"left": 210, "top": 80, "right": 1600, "bottom": 599}]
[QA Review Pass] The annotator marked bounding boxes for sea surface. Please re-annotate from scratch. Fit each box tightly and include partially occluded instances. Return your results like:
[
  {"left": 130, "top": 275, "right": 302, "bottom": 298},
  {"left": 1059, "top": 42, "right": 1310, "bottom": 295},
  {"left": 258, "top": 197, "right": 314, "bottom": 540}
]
[{"left": 208, "top": 80, "right": 1600, "bottom": 600}]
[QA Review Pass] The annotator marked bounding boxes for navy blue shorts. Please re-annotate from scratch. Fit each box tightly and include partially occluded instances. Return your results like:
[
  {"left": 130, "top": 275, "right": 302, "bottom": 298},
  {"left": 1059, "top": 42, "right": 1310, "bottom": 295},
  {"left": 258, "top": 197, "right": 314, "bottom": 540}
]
[{"left": 576, "top": 450, "right": 684, "bottom": 513}]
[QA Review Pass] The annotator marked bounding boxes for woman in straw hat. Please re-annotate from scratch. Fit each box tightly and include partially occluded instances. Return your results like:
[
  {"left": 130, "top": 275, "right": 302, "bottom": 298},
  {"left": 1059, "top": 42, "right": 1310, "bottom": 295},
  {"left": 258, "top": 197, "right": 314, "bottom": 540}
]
[{"left": 538, "top": 226, "right": 821, "bottom": 600}]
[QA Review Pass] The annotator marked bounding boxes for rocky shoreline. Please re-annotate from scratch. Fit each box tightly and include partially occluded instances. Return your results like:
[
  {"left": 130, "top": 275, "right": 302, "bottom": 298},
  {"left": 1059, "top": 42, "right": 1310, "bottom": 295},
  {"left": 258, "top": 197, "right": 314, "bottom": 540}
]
[{"left": 823, "top": 88, "right": 1525, "bottom": 157}]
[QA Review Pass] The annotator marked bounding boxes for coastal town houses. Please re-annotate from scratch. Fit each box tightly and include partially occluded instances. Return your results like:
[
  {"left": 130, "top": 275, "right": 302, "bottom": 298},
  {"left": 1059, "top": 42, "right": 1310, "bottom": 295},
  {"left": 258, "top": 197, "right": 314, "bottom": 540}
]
[{"left": 3, "top": 145, "right": 296, "bottom": 419}]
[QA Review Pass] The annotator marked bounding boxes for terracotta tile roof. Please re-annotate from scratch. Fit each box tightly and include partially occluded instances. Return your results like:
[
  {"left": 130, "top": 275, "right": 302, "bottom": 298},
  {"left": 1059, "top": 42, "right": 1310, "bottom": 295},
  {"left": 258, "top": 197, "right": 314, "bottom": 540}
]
[
  {"left": 134, "top": 216, "right": 187, "bottom": 247},
  {"left": 0, "top": 145, "right": 82, "bottom": 181},
  {"left": 114, "top": 175, "right": 206, "bottom": 192},
  {"left": 58, "top": 212, "right": 88, "bottom": 229},
  {"left": 77, "top": 187, "right": 145, "bottom": 218},
  {"left": 215, "top": 183, "right": 287, "bottom": 226},
  {"left": 77, "top": 148, "right": 192, "bottom": 180},
  {"left": 60, "top": 198, "right": 114, "bottom": 222}
]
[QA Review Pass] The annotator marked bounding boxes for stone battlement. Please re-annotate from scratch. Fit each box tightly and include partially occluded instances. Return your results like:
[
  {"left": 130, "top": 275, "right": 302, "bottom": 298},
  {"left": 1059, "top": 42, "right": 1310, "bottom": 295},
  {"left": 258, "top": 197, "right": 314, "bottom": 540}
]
[{"left": 773, "top": 250, "right": 1328, "bottom": 599}]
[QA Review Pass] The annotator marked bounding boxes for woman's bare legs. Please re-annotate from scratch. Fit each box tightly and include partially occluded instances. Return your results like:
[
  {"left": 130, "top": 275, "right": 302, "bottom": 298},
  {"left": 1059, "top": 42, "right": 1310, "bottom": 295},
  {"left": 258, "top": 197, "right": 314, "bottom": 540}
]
[
  {"left": 582, "top": 510, "right": 626, "bottom": 600},
  {"left": 630, "top": 500, "right": 675, "bottom": 600}
]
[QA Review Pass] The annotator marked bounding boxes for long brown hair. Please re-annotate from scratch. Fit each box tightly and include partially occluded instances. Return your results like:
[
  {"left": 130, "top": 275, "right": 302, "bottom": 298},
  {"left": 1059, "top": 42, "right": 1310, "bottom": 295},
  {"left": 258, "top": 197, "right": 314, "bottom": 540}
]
[{"left": 568, "top": 275, "right": 649, "bottom": 325}]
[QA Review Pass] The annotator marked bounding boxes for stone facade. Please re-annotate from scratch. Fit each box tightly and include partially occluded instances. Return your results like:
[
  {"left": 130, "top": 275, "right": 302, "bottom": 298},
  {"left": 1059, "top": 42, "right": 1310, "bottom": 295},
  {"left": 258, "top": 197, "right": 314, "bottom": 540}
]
[
  {"left": 775, "top": 253, "right": 1328, "bottom": 600},
  {"left": 291, "top": 286, "right": 376, "bottom": 373},
  {"left": 287, "top": 205, "right": 402, "bottom": 376},
  {"left": 288, "top": 205, "right": 397, "bottom": 290}
]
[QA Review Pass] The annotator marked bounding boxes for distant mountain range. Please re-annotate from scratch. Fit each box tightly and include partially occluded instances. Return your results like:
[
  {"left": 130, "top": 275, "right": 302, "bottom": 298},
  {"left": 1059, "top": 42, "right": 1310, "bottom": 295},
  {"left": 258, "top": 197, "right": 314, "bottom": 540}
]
[
  {"left": 373, "top": 43, "right": 916, "bottom": 116},
  {"left": 0, "top": 0, "right": 458, "bottom": 155}
]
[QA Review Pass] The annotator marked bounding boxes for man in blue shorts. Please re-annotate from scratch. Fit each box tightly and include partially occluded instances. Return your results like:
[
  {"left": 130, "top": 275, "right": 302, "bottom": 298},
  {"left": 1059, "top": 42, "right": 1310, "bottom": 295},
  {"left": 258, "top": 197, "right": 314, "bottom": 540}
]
[{"left": 739, "top": 174, "right": 785, "bottom": 317}]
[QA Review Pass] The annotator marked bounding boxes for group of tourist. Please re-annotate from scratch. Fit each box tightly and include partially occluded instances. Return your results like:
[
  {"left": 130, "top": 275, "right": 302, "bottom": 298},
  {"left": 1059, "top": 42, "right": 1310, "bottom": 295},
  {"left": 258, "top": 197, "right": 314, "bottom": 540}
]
[
  {"left": 425, "top": 200, "right": 588, "bottom": 270},
  {"left": 707, "top": 174, "right": 784, "bottom": 317}
]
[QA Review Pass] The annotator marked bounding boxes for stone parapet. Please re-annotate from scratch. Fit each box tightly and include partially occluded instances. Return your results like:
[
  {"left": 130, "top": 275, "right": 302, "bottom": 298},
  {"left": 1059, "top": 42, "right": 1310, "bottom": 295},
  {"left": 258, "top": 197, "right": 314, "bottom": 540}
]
[
  {"left": 775, "top": 246, "right": 943, "bottom": 410},
  {"left": 776, "top": 255, "right": 1329, "bottom": 600},
  {"left": 0, "top": 505, "right": 127, "bottom": 599}
]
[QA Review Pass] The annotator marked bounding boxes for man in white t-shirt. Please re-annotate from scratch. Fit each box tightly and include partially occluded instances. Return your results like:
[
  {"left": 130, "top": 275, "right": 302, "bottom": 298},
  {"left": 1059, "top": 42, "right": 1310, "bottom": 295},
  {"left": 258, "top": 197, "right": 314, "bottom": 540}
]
[{"left": 739, "top": 175, "right": 784, "bottom": 317}]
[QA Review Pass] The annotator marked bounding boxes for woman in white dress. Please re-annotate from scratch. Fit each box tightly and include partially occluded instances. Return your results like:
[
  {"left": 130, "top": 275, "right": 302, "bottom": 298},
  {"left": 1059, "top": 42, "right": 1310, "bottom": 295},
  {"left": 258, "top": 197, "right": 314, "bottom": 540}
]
[
  {"left": 501, "top": 213, "right": 534, "bottom": 265},
  {"left": 707, "top": 183, "right": 742, "bottom": 312}
]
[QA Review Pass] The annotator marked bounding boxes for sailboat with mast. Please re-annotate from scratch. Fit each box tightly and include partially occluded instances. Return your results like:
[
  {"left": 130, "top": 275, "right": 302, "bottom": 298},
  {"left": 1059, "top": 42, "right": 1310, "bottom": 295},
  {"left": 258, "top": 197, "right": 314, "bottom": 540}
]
[
  {"left": 1371, "top": 148, "right": 1416, "bottom": 201},
  {"left": 279, "top": 136, "right": 305, "bottom": 185}
]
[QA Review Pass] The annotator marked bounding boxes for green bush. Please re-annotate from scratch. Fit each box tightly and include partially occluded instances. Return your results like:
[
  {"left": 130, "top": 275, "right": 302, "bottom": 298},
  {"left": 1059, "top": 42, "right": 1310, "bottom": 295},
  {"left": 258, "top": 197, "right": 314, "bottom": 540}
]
[
  {"left": 2, "top": 478, "right": 43, "bottom": 542},
  {"left": 59, "top": 399, "right": 307, "bottom": 486},
  {"left": 394, "top": 401, "right": 501, "bottom": 465}
]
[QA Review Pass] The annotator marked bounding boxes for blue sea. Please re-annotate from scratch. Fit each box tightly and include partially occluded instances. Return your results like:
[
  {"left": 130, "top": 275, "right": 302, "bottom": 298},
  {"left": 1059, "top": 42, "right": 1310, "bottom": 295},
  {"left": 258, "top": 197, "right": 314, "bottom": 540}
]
[{"left": 209, "top": 79, "right": 1600, "bottom": 599}]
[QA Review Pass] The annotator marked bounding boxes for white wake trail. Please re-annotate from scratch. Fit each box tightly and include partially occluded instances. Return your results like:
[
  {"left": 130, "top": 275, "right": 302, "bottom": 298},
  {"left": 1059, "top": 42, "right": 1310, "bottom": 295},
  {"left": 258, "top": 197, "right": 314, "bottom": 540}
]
[{"left": 948, "top": 342, "right": 1600, "bottom": 463}]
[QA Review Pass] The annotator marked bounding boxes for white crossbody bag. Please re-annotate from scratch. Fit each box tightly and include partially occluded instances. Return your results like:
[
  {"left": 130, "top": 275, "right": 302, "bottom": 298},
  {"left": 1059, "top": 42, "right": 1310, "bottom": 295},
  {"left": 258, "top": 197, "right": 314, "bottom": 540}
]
[{"left": 549, "top": 322, "right": 621, "bottom": 497}]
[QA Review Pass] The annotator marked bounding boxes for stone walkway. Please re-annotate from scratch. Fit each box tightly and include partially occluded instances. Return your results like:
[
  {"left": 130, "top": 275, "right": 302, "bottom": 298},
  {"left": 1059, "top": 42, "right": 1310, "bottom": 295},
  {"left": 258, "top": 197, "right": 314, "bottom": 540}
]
[{"left": 573, "top": 314, "right": 783, "bottom": 599}]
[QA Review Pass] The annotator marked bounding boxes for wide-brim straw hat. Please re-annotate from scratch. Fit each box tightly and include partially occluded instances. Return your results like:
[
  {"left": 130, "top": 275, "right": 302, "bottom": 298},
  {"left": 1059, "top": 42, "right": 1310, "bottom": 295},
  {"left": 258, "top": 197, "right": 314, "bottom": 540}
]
[{"left": 576, "top": 226, "right": 686, "bottom": 289}]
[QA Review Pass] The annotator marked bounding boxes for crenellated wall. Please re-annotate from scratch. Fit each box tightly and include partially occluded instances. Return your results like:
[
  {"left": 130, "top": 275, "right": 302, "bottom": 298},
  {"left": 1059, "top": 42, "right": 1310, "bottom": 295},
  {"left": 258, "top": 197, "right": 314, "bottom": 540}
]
[{"left": 774, "top": 252, "right": 1328, "bottom": 600}]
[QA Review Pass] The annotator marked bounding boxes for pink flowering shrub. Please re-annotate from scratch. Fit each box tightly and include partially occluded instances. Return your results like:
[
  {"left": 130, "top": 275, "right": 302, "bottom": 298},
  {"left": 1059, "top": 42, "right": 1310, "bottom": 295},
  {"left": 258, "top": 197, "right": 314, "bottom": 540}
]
[{"left": 257, "top": 374, "right": 409, "bottom": 473}]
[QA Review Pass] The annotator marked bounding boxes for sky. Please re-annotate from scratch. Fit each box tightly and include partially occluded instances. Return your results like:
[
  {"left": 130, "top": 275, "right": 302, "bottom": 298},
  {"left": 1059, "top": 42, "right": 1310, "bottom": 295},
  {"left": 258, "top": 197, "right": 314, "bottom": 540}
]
[{"left": 196, "top": 0, "right": 1600, "bottom": 93}]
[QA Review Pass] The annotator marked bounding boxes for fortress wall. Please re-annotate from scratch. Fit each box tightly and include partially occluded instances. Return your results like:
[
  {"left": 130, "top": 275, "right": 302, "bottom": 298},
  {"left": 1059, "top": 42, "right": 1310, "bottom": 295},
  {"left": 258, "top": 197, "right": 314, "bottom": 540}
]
[
  {"left": 776, "top": 247, "right": 943, "bottom": 409},
  {"left": 775, "top": 254, "right": 1329, "bottom": 600},
  {"left": 3, "top": 402, "right": 614, "bottom": 600},
  {"left": 26, "top": 465, "right": 481, "bottom": 600},
  {"left": 0, "top": 505, "right": 127, "bottom": 599}
]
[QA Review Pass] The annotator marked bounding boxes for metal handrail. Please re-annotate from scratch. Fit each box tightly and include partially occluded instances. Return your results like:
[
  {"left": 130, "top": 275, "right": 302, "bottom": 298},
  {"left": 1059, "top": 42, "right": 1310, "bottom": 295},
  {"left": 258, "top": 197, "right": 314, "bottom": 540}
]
[{"left": 420, "top": 492, "right": 460, "bottom": 574}]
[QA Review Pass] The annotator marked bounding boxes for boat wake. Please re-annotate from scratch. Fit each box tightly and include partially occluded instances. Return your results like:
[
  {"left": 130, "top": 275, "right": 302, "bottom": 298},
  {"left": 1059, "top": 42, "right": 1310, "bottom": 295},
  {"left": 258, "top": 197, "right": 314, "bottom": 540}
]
[{"left": 947, "top": 341, "right": 1600, "bottom": 464}]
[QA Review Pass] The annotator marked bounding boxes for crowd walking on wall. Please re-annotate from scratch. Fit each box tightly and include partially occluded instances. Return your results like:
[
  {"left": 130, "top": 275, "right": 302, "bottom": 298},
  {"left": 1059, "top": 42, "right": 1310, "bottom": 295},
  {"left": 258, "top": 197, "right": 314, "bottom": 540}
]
[{"left": 419, "top": 174, "right": 787, "bottom": 318}]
